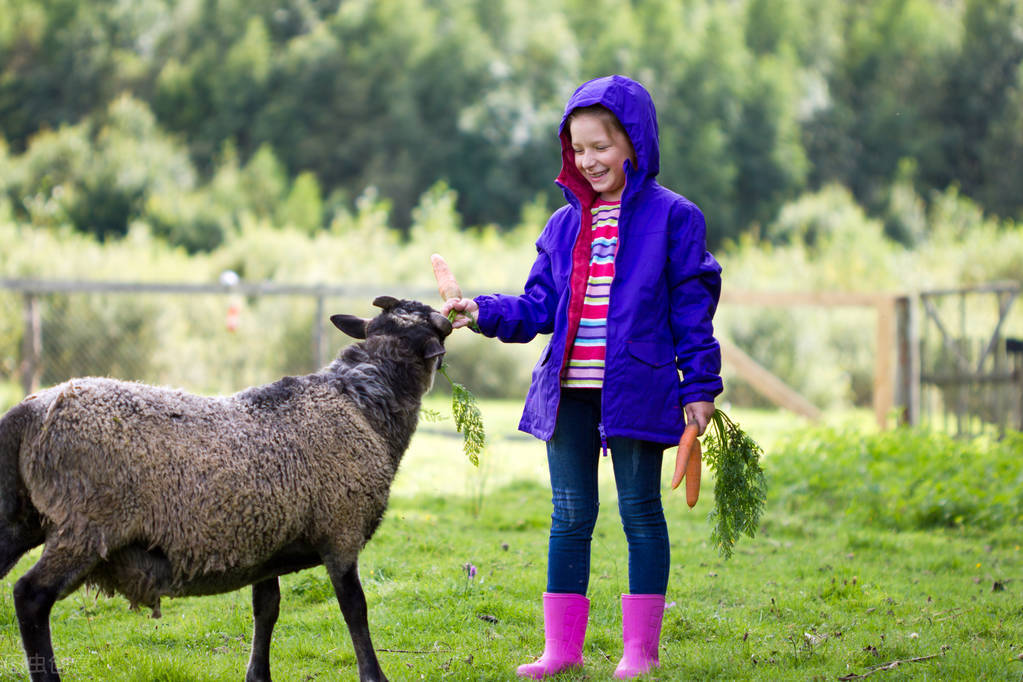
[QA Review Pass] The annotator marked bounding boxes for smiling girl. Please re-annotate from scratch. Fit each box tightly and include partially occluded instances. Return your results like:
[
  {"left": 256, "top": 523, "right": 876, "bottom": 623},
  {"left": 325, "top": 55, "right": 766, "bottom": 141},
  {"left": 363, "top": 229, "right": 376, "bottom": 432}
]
[
  {"left": 566, "top": 105, "right": 634, "bottom": 201},
  {"left": 442, "top": 75, "right": 723, "bottom": 679}
]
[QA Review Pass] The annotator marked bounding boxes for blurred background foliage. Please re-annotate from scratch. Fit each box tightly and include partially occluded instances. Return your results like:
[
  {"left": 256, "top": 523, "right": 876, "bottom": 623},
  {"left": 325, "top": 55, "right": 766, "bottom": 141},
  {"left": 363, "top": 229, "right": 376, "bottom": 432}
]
[
  {"left": 0, "top": 0, "right": 1021, "bottom": 408},
  {"left": 1, "top": 0, "right": 1021, "bottom": 249}
]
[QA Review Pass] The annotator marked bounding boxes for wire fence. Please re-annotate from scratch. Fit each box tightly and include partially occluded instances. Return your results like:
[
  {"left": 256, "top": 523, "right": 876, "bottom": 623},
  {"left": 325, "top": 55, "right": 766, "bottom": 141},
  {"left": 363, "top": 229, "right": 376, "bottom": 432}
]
[
  {"left": 0, "top": 279, "right": 438, "bottom": 404},
  {"left": 3, "top": 278, "right": 1020, "bottom": 435}
]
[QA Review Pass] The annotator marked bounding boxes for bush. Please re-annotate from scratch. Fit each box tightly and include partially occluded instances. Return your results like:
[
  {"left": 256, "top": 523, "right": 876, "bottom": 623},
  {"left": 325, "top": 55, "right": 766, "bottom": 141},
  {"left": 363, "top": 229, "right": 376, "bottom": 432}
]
[
  {"left": 1, "top": 175, "right": 1020, "bottom": 406},
  {"left": 772, "top": 425, "right": 1023, "bottom": 530},
  {"left": 4, "top": 96, "right": 198, "bottom": 241}
]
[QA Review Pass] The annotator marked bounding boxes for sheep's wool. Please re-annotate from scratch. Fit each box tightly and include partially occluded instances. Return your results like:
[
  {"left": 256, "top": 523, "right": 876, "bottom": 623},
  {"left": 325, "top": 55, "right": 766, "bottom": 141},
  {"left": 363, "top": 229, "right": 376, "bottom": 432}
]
[{"left": 11, "top": 300, "right": 444, "bottom": 614}]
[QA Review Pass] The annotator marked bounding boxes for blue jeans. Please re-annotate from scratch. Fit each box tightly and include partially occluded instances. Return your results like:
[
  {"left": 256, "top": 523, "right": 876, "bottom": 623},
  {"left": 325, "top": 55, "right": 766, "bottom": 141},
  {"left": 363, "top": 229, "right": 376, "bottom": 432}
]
[{"left": 545, "top": 389, "right": 670, "bottom": 596}]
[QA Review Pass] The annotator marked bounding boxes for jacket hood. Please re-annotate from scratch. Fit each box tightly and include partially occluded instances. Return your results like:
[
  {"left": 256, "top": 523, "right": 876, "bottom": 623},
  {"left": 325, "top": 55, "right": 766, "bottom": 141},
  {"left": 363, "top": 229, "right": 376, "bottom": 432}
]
[{"left": 556, "top": 75, "right": 660, "bottom": 202}]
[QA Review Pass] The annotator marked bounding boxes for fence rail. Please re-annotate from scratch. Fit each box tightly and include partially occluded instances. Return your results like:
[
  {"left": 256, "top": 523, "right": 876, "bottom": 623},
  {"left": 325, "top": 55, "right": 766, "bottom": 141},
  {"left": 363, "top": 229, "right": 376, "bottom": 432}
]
[
  {"left": 720, "top": 289, "right": 915, "bottom": 428},
  {"left": 0, "top": 278, "right": 437, "bottom": 298},
  {"left": 1, "top": 278, "right": 438, "bottom": 401},
  {"left": 2, "top": 278, "right": 1019, "bottom": 433}
]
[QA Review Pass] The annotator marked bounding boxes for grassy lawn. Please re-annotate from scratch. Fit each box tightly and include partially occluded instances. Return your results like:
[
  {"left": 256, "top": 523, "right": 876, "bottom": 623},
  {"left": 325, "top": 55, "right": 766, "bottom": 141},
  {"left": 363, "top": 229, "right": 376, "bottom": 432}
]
[{"left": 0, "top": 399, "right": 1019, "bottom": 680}]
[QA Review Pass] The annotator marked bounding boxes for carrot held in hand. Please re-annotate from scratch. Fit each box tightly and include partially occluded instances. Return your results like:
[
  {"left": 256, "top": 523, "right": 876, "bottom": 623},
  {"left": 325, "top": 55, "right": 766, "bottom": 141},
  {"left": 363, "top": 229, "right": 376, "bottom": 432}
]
[
  {"left": 670, "top": 423, "right": 699, "bottom": 490},
  {"left": 430, "top": 253, "right": 463, "bottom": 301},
  {"left": 686, "top": 438, "right": 702, "bottom": 508}
]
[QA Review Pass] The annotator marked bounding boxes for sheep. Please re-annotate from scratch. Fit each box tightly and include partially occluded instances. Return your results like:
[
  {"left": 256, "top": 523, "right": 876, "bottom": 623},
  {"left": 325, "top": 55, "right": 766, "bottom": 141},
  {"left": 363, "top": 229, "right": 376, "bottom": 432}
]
[{"left": 0, "top": 295, "right": 452, "bottom": 682}]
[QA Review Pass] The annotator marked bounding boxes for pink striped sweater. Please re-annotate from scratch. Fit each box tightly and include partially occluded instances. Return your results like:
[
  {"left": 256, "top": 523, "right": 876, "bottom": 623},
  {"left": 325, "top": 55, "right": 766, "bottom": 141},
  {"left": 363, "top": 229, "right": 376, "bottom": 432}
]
[{"left": 562, "top": 199, "right": 620, "bottom": 388}]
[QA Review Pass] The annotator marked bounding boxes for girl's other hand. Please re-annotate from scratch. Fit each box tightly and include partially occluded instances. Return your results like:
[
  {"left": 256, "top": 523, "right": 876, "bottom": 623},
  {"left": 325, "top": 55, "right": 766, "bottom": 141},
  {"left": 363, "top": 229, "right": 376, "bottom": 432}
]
[
  {"left": 441, "top": 297, "right": 479, "bottom": 329},
  {"left": 683, "top": 401, "right": 715, "bottom": 436}
]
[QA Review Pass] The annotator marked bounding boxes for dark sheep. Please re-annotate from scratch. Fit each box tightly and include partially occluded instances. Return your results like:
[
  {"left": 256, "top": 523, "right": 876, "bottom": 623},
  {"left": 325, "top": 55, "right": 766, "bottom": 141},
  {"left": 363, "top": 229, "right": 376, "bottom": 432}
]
[{"left": 0, "top": 296, "right": 452, "bottom": 682}]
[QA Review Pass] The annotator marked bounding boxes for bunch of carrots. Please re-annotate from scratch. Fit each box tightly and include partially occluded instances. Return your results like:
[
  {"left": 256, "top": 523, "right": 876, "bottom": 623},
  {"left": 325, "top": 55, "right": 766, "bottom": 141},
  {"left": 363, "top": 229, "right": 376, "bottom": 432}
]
[
  {"left": 431, "top": 254, "right": 766, "bottom": 557},
  {"left": 673, "top": 410, "right": 766, "bottom": 559}
]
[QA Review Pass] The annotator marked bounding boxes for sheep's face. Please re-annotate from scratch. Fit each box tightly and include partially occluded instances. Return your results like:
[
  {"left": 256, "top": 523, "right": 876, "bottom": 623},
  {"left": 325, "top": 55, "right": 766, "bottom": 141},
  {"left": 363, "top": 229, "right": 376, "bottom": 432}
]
[{"left": 330, "top": 297, "right": 452, "bottom": 388}]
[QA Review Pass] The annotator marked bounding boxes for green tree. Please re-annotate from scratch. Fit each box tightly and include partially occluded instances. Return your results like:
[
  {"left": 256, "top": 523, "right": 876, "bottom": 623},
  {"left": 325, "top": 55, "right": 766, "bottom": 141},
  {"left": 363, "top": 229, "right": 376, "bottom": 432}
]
[
  {"left": 805, "top": 0, "right": 957, "bottom": 216},
  {"left": 933, "top": 0, "right": 1023, "bottom": 217},
  {"left": 977, "top": 63, "right": 1023, "bottom": 220},
  {"left": 7, "top": 94, "right": 197, "bottom": 241},
  {"left": 0, "top": 0, "right": 166, "bottom": 152},
  {"left": 731, "top": 53, "right": 808, "bottom": 234},
  {"left": 651, "top": 5, "right": 746, "bottom": 243},
  {"left": 278, "top": 171, "right": 324, "bottom": 235}
]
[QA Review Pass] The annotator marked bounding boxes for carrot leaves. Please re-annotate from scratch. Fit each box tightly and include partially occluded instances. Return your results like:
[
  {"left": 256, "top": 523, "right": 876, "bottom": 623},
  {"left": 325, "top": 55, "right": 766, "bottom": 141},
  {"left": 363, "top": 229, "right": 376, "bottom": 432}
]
[
  {"left": 438, "top": 364, "right": 484, "bottom": 467},
  {"left": 702, "top": 409, "right": 767, "bottom": 559}
]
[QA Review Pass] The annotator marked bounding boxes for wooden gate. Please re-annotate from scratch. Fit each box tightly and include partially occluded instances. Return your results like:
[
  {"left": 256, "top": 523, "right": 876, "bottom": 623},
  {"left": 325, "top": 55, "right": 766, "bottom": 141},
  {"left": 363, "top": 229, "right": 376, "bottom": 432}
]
[{"left": 917, "top": 282, "right": 1022, "bottom": 436}]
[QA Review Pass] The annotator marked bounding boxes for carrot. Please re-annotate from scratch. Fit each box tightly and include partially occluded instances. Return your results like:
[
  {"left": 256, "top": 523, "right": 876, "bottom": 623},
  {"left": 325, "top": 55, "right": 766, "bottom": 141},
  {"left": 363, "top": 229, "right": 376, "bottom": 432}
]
[
  {"left": 670, "top": 423, "right": 699, "bottom": 490},
  {"left": 686, "top": 438, "right": 702, "bottom": 508},
  {"left": 430, "top": 253, "right": 463, "bottom": 300}
]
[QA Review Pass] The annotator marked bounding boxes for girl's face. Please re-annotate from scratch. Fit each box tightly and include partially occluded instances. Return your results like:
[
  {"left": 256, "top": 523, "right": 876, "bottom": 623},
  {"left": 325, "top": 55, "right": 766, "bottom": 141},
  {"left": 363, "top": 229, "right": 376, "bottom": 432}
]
[{"left": 568, "top": 113, "right": 635, "bottom": 202}]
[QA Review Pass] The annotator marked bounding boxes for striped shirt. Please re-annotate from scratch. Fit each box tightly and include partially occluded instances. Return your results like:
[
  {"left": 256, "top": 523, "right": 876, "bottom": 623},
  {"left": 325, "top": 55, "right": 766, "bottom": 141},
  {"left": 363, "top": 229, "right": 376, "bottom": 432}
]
[{"left": 562, "top": 199, "right": 620, "bottom": 388}]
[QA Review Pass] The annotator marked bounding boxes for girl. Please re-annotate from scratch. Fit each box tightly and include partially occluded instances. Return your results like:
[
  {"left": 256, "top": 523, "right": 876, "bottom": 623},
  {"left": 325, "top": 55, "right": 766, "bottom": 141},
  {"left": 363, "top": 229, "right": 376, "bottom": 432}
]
[{"left": 443, "top": 75, "right": 722, "bottom": 679}]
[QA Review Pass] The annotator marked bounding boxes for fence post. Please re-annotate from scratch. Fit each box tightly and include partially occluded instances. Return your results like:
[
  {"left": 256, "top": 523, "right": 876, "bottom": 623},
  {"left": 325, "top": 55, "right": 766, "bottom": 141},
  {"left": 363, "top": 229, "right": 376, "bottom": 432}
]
[
  {"left": 894, "top": 295, "right": 920, "bottom": 426},
  {"left": 874, "top": 296, "right": 897, "bottom": 429},
  {"left": 314, "top": 292, "right": 326, "bottom": 369},
  {"left": 19, "top": 293, "right": 41, "bottom": 395}
]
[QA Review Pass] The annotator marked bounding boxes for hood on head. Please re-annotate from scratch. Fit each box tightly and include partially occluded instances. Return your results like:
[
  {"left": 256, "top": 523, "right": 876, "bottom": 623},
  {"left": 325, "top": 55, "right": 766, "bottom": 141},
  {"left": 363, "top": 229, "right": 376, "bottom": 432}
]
[{"left": 556, "top": 75, "right": 660, "bottom": 202}]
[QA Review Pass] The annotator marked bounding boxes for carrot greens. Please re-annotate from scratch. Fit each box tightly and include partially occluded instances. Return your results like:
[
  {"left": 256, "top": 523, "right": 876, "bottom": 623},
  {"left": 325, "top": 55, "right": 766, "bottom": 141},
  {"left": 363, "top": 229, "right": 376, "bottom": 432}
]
[
  {"left": 701, "top": 409, "right": 767, "bottom": 559},
  {"left": 437, "top": 364, "right": 485, "bottom": 467}
]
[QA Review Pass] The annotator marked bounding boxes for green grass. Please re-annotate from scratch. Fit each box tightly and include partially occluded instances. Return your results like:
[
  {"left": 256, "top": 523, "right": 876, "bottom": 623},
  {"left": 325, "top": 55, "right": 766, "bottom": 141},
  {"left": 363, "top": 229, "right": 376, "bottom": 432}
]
[{"left": 0, "top": 402, "right": 1020, "bottom": 680}]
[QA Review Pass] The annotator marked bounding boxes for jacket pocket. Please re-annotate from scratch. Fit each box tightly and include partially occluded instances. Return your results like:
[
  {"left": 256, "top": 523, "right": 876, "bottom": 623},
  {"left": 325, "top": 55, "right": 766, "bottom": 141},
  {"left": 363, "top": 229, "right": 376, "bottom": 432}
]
[
  {"left": 616, "top": 339, "right": 683, "bottom": 438},
  {"left": 531, "top": 343, "right": 553, "bottom": 383},
  {"left": 626, "top": 340, "right": 673, "bottom": 368}
]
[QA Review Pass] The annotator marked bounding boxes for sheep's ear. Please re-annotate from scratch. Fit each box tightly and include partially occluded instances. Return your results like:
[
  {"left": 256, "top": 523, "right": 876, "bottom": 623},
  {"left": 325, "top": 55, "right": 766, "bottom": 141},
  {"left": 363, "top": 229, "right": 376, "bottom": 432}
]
[
  {"left": 430, "top": 312, "right": 453, "bottom": 337},
  {"left": 373, "top": 295, "right": 400, "bottom": 310},
  {"left": 330, "top": 314, "right": 368, "bottom": 339},
  {"left": 423, "top": 338, "right": 446, "bottom": 360}
]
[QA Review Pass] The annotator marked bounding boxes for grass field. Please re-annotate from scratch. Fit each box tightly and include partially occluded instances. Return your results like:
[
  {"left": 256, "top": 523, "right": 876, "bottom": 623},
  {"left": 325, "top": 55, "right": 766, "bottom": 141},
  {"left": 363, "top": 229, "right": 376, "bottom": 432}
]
[{"left": 0, "top": 399, "right": 1019, "bottom": 680}]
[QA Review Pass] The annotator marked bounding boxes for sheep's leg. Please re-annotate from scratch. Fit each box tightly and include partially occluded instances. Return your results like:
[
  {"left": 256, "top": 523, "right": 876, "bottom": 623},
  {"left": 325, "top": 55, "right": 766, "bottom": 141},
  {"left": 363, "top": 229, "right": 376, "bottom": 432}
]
[
  {"left": 0, "top": 521, "right": 44, "bottom": 579},
  {"left": 325, "top": 558, "right": 388, "bottom": 682},
  {"left": 0, "top": 404, "right": 44, "bottom": 579},
  {"left": 245, "top": 577, "right": 281, "bottom": 682},
  {"left": 13, "top": 543, "right": 96, "bottom": 682}
]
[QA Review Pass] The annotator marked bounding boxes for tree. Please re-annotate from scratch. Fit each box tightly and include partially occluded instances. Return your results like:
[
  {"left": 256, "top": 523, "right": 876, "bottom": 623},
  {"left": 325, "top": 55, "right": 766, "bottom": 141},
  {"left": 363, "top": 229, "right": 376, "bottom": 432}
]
[
  {"left": 0, "top": 0, "right": 127, "bottom": 151},
  {"left": 805, "top": 0, "right": 956, "bottom": 214},
  {"left": 934, "top": 0, "right": 1023, "bottom": 217},
  {"left": 7, "top": 95, "right": 197, "bottom": 241}
]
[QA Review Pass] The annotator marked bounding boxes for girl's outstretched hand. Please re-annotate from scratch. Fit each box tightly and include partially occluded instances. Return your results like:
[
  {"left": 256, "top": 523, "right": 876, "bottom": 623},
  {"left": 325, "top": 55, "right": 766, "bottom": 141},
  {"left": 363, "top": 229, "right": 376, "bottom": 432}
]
[{"left": 441, "top": 297, "right": 479, "bottom": 329}]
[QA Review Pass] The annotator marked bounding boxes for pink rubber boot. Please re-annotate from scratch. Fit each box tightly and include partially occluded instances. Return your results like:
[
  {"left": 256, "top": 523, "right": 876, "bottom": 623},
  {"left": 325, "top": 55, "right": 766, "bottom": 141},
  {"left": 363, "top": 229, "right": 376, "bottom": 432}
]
[
  {"left": 516, "top": 592, "right": 589, "bottom": 679},
  {"left": 614, "top": 594, "right": 665, "bottom": 679}
]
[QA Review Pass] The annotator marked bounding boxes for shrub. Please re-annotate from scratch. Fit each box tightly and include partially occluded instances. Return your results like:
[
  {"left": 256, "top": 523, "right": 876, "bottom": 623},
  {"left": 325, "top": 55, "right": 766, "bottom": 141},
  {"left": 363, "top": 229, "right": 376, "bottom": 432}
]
[{"left": 772, "top": 425, "right": 1023, "bottom": 530}]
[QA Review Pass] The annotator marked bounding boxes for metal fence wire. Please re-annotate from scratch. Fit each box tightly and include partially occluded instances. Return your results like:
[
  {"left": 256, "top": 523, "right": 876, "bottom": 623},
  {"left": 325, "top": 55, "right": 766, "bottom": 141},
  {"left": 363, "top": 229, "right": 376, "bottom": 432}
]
[
  {"left": 4, "top": 279, "right": 1021, "bottom": 435},
  {"left": 0, "top": 279, "right": 437, "bottom": 403}
]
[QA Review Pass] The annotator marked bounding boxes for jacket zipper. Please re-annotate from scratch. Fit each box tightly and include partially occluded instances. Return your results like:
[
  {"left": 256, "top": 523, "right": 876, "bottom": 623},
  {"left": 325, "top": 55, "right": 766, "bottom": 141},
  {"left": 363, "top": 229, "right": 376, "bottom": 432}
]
[
  {"left": 548, "top": 184, "right": 587, "bottom": 434},
  {"left": 597, "top": 184, "right": 626, "bottom": 457}
]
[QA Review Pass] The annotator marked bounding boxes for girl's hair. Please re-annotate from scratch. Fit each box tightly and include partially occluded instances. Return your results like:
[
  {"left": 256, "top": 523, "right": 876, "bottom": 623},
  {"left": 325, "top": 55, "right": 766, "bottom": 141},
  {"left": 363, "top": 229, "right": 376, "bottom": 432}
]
[{"left": 564, "top": 104, "right": 629, "bottom": 142}]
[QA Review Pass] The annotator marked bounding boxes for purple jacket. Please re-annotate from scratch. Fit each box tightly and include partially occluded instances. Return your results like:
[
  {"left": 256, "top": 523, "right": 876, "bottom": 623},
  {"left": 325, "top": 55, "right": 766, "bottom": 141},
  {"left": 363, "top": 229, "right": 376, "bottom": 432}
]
[{"left": 475, "top": 75, "right": 722, "bottom": 445}]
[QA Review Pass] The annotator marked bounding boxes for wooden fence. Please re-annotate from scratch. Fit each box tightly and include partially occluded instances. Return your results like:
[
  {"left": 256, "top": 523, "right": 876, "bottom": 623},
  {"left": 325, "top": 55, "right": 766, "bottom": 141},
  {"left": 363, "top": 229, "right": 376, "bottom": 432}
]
[
  {"left": 3, "top": 279, "right": 1019, "bottom": 432},
  {"left": 719, "top": 290, "right": 916, "bottom": 428},
  {"left": 916, "top": 282, "right": 1022, "bottom": 436}
]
